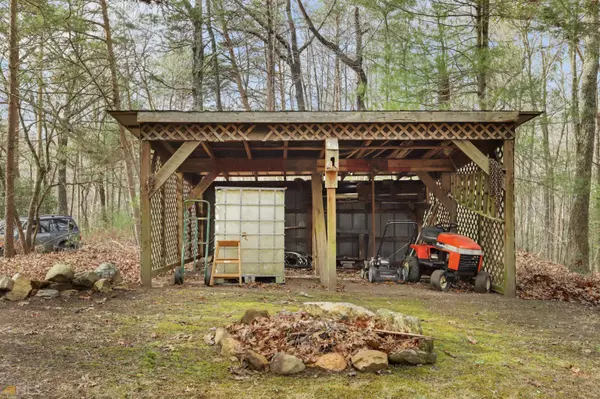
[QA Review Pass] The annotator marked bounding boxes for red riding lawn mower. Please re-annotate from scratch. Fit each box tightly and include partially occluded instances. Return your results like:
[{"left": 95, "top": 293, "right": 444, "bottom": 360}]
[{"left": 363, "top": 220, "right": 492, "bottom": 293}]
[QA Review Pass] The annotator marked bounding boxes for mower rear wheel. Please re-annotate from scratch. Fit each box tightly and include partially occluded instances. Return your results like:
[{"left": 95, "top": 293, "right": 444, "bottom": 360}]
[
  {"left": 474, "top": 271, "right": 492, "bottom": 293},
  {"left": 401, "top": 256, "right": 421, "bottom": 283},
  {"left": 430, "top": 270, "right": 450, "bottom": 292}
]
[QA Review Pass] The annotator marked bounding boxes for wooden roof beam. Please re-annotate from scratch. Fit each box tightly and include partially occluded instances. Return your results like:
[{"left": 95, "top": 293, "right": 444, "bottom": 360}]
[{"left": 180, "top": 158, "right": 455, "bottom": 173}]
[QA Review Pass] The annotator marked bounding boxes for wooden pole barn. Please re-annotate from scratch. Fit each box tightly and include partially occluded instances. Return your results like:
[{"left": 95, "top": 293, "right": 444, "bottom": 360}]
[{"left": 109, "top": 111, "right": 539, "bottom": 296}]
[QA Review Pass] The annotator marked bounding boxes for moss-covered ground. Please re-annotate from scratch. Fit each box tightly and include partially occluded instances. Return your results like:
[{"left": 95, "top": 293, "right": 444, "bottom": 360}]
[{"left": 1, "top": 278, "right": 599, "bottom": 398}]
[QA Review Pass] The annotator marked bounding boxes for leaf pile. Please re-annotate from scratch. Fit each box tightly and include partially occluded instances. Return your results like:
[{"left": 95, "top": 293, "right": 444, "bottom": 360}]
[
  {"left": 517, "top": 251, "right": 600, "bottom": 305},
  {"left": 226, "top": 311, "right": 419, "bottom": 363},
  {"left": 0, "top": 239, "right": 140, "bottom": 283}
]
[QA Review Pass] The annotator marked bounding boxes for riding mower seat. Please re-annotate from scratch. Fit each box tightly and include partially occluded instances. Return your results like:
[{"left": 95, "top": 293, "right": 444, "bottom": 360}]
[{"left": 421, "top": 226, "right": 444, "bottom": 243}]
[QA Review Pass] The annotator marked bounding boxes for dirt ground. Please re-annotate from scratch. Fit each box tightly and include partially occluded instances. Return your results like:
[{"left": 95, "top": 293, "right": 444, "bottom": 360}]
[{"left": 1, "top": 276, "right": 599, "bottom": 399}]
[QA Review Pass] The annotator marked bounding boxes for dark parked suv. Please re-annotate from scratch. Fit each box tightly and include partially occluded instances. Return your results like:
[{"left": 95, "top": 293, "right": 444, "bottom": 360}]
[{"left": 0, "top": 215, "right": 81, "bottom": 253}]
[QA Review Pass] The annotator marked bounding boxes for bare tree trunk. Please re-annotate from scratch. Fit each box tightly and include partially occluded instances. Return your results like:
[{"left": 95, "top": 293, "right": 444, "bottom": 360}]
[
  {"left": 206, "top": 0, "right": 223, "bottom": 111},
  {"left": 475, "top": 0, "right": 489, "bottom": 109},
  {"left": 354, "top": 7, "right": 366, "bottom": 110},
  {"left": 333, "top": 12, "right": 341, "bottom": 110},
  {"left": 57, "top": 96, "right": 69, "bottom": 215},
  {"left": 265, "top": 0, "right": 276, "bottom": 111},
  {"left": 192, "top": 0, "right": 204, "bottom": 110},
  {"left": 4, "top": 0, "right": 19, "bottom": 257},
  {"left": 100, "top": 0, "right": 140, "bottom": 242},
  {"left": 219, "top": 1, "right": 251, "bottom": 110},
  {"left": 286, "top": 0, "right": 306, "bottom": 110},
  {"left": 297, "top": 0, "right": 367, "bottom": 110},
  {"left": 567, "top": 0, "right": 598, "bottom": 272},
  {"left": 98, "top": 173, "right": 108, "bottom": 225}
]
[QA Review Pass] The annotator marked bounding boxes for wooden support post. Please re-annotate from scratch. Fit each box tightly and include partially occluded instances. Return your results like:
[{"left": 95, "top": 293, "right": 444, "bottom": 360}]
[
  {"left": 176, "top": 172, "right": 184, "bottom": 255},
  {"left": 503, "top": 140, "right": 516, "bottom": 297},
  {"left": 324, "top": 138, "right": 339, "bottom": 290},
  {"left": 140, "top": 141, "right": 152, "bottom": 287},
  {"left": 371, "top": 176, "right": 376, "bottom": 257},
  {"left": 311, "top": 173, "right": 326, "bottom": 277}
]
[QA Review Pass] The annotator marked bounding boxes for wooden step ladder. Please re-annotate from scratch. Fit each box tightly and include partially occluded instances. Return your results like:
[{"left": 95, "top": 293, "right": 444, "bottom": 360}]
[{"left": 209, "top": 240, "right": 242, "bottom": 286}]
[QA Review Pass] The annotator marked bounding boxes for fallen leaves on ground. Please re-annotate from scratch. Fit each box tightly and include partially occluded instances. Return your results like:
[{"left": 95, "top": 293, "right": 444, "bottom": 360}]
[
  {"left": 226, "top": 311, "right": 420, "bottom": 364},
  {"left": 0, "top": 237, "right": 139, "bottom": 283},
  {"left": 517, "top": 251, "right": 600, "bottom": 306}
]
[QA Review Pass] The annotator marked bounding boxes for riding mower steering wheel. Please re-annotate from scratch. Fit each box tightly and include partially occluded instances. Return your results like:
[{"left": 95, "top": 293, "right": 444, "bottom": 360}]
[{"left": 435, "top": 222, "right": 458, "bottom": 232}]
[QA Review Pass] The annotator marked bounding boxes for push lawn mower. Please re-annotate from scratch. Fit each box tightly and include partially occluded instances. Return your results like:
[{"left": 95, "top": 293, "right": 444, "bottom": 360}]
[
  {"left": 362, "top": 220, "right": 420, "bottom": 283},
  {"left": 363, "top": 220, "right": 492, "bottom": 293}
]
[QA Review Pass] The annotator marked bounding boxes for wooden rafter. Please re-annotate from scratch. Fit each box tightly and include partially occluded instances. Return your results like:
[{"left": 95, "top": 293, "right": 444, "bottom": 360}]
[
  {"left": 243, "top": 141, "right": 258, "bottom": 181},
  {"left": 201, "top": 142, "right": 216, "bottom": 159},
  {"left": 149, "top": 141, "right": 200, "bottom": 198}
]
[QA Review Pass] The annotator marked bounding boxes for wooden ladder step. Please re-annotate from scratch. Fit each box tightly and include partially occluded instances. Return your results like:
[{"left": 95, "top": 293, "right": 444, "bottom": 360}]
[
  {"left": 217, "top": 240, "right": 241, "bottom": 247},
  {"left": 212, "top": 273, "right": 243, "bottom": 279},
  {"left": 209, "top": 239, "right": 242, "bottom": 287}
]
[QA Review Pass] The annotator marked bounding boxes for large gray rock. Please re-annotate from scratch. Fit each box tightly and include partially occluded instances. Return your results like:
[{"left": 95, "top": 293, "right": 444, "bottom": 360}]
[
  {"left": 270, "top": 353, "right": 305, "bottom": 375},
  {"left": 94, "top": 263, "right": 122, "bottom": 283},
  {"left": 351, "top": 350, "right": 388, "bottom": 372},
  {"left": 220, "top": 337, "right": 243, "bottom": 357},
  {"left": 45, "top": 263, "right": 74, "bottom": 283},
  {"left": 72, "top": 271, "right": 99, "bottom": 289},
  {"left": 0, "top": 275, "right": 14, "bottom": 291},
  {"left": 5, "top": 274, "right": 32, "bottom": 301},
  {"left": 302, "top": 302, "right": 376, "bottom": 321},
  {"left": 315, "top": 353, "right": 347, "bottom": 372},
  {"left": 388, "top": 349, "right": 437, "bottom": 365},
  {"left": 246, "top": 350, "right": 269, "bottom": 371},
  {"left": 36, "top": 289, "right": 60, "bottom": 299},
  {"left": 375, "top": 308, "right": 423, "bottom": 335}
]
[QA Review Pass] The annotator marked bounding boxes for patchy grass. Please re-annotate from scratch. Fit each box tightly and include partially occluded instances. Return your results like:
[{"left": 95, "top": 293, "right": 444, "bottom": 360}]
[{"left": 1, "top": 280, "right": 599, "bottom": 398}]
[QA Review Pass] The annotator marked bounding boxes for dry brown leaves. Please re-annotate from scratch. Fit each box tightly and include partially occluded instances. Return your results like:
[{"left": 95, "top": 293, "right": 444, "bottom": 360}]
[
  {"left": 517, "top": 251, "right": 600, "bottom": 306},
  {"left": 226, "top": 311, "right": 419, "bottom": 364},
  {"left": 0, "top": 238, "right": 139, "bottom": 283}
]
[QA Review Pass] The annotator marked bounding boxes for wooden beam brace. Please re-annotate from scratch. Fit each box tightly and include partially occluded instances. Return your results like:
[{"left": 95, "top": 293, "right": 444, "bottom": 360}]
[
  {"left": 416, "top": 171, "right": 457, "bottom": 217},
  {"left": 243, "top": 141, "right": 253, "bottom": 159},
  {"left": 150, "top": 141, "right": 200, "bottom": 198},
  {"left": 189, "top": 168, "right": 220, "bottom": 199},
  {"left": 452, "top": 140, "right": 490, "bottom": 174}
]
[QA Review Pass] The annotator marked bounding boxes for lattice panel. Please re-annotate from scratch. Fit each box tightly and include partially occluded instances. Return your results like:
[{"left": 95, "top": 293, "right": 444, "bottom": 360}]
[
  {"left": 140, "top": 122, "right": 515, "bottom": 141},
  {"left": 429, "top": 160, "right": 506, "bottom": 290},
  {"left": 150, "top": 154, "right": 181, "bottom": 273}
]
